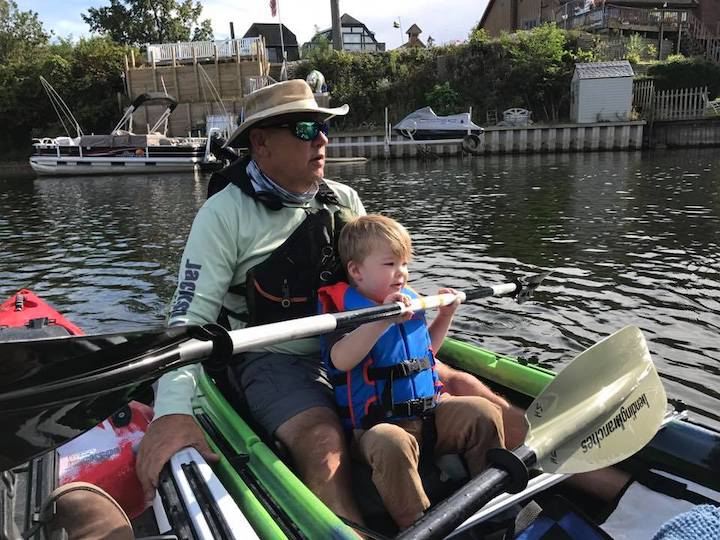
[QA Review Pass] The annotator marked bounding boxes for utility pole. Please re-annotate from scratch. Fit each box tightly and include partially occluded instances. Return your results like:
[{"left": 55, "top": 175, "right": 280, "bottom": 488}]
[{"left": 330, "top": 0, "right": 343, "bottom": 50}]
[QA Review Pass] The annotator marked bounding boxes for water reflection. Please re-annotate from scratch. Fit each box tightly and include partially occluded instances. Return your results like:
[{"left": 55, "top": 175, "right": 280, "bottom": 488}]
[{"left": 1, "top": 150, "right": 719, "bottom": 427}]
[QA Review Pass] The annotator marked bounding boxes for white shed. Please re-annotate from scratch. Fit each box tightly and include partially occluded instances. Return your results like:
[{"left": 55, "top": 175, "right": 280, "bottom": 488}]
[{"left": 570, "top": 61, "right": 635, "bottom": 124}]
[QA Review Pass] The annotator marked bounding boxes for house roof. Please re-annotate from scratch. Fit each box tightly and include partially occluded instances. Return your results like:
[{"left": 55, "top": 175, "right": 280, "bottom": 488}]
[
  {"left": 243, "top": 23, "right": 298, "bottom": 47},
  {"left": 407, "top": 24, "right": 422, "bottom": 35},
  {"left": 340, "top": 13, "right": 364, "bottom": 26},
  {"left": 313, "top": 14, "right": 378, "bottom": 42},
  {"left": 399, "top": 39, "right": 426, "bottom": 48},
  {"left": 479, "top": 0, "right": 496, "bottom": 28},
  {"left": 574, "top": 61, "right": 635, "bottom": 79}
]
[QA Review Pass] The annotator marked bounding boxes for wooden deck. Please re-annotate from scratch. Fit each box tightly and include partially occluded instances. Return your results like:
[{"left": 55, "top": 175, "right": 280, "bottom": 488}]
[{"left": 557, "top": 3, "right": 688, "bottom": 33}]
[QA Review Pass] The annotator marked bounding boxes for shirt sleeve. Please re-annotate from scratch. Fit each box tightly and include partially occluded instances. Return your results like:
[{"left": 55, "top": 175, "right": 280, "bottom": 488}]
[
  {"left": 353, "top": 191, "right": 367, "bottom": 216},
  {"left": 167, "top": 205, "right": 238, "bottom": 327},
  {"left": 154, "top": 204, "right": 239, "bottom": 419}
]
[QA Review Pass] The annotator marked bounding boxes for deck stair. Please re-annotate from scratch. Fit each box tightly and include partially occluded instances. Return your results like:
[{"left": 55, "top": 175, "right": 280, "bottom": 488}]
[{"left": 679, "top": 13, "right": 720, "bottom": 63}]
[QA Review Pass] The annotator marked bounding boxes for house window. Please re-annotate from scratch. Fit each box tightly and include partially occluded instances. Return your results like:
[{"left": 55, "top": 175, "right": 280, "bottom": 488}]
[{"left": 344, "top": 33, "right": 362, "bottom": 43}]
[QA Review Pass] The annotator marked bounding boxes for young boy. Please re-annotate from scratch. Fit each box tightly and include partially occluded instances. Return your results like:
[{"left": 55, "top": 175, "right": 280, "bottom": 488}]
[{"left": 318, "top": 214, "right": 505, "bottom": 530}]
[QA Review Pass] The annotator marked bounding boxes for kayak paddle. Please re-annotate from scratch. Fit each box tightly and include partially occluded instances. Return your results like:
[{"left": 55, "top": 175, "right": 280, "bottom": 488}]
[
  {"left": 396, "top": 325, "right": 668, "bottom": 540},
  {"left": 0, "top": 274, "right": 548, "bottom": 471}
]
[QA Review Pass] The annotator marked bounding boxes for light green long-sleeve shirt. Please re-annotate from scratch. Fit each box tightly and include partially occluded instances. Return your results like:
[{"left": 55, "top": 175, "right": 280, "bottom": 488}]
[{"left": 153, "top": 179, "right": 365, "bottom": 418}]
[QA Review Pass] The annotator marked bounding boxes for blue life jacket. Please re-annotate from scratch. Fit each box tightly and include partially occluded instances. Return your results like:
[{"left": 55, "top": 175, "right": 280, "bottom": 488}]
[{"left": 318, "top": 282, "right": 443, "bottom": 430}]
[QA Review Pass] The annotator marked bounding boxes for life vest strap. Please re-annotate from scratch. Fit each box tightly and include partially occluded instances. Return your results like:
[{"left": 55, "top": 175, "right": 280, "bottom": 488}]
[
  {"left": 338, "top": 397, "right": 436, "bottom": 428},
  {"left": 330, "top": 358, "right": 432, "bottom": 386}
]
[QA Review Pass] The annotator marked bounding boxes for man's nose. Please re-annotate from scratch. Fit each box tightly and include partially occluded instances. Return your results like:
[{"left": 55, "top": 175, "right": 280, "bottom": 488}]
[{"left": 313, "top": 131, "right": 329, "bottom": 147}]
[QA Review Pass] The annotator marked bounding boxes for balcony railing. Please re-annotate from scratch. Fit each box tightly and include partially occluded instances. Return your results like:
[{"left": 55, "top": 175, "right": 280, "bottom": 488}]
[
  {"left": 556, "top": 2, "right": 688, "bottom": 32},
  {"left": 146, "top": 37, "right": 263, "bottom": 64}
]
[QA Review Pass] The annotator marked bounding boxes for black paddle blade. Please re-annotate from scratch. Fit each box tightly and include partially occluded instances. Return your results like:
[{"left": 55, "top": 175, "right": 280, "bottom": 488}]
[
  {"left": 516, "top": 271, "right": 552, "bottom": 303},
  {"left": 0, "top": 326, "right": 195, "bottom": 471}
]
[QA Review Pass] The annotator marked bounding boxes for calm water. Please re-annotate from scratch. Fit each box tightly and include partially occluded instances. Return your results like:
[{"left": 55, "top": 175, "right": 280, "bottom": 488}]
[{"left": 1, "top": 150, "right": 719, "bottom": 429}]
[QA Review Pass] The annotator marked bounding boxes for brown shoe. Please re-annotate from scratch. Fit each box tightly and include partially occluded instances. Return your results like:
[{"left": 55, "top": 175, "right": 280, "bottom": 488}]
[{"left": 41, "top": 482, "right": 134, "bottom": 540}]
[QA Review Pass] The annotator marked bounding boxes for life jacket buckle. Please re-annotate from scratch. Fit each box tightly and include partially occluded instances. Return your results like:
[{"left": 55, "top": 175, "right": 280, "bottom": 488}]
[{"left": 281, "top": 279, "right": 291, "bottom": 308}]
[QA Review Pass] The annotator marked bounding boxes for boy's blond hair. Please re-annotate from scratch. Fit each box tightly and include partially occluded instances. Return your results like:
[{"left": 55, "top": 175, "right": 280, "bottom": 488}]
[{"left": 339, "top": 214, "right": 412, "bottom": 266}]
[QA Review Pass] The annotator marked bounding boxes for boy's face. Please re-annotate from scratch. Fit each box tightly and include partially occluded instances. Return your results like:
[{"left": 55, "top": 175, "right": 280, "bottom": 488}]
[{"left": 348, "top": 241, "right": 410, "bottom": 303}]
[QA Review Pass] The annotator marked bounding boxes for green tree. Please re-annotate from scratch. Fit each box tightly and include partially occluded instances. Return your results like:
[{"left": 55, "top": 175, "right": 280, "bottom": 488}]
[
  {"left": 425, "top": 82, "right": 460, "bottom": 115},
  {"left": 0, "top": 0, "right": 48, "bottom": 63},
  {"left": 649, "top": 56, "right": 720, "bottom": 98},
  {"left": 82, "top": 0, "right": 213, "bottom": 46}
]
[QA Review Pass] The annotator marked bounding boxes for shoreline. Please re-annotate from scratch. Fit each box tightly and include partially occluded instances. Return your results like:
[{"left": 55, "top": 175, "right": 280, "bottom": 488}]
[{"left": 0, "top": 161, "right": 35, "bottom": 179}]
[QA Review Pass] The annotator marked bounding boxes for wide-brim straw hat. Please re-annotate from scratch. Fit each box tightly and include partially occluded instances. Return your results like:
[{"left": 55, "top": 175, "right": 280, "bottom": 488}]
[{"left": 225, "top": 79, "right": 349, "bottom": 148}]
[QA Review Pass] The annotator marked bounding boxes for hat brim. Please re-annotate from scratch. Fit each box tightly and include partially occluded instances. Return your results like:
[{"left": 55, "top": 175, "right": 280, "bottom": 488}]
[{"left": 225, "top": 102, "right": 349, "bottom": 148}]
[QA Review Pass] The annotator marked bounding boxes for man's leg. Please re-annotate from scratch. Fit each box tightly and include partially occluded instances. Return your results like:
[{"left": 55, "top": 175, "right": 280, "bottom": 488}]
[
  {"left": 234, "top": 353, "right": 364, "bottom": 525},
  {"left": 275, "top": 406, "right": 365, "bottom": 524}
]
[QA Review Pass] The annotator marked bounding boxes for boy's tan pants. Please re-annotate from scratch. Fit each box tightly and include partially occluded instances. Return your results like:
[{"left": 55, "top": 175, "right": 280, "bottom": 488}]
[{"left": 354, "top": 395, "right": 505, "bottom": 528}]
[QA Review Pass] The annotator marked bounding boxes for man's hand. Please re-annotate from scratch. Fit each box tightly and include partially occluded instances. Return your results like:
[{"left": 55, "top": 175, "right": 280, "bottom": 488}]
[{"left": 136, "top": 414, "right": 219, "bottom": 505}]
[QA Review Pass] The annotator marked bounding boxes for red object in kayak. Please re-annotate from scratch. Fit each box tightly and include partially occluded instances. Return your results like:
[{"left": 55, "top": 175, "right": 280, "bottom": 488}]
[
  {"left": 1, "top": 289, "right": 151, "bottom": 520},
  {"left": 0, "top": 289, "right": 84, "bottom": 336},
  {"left": 57, "top": 401, "right": 154, "bottom": 520}
]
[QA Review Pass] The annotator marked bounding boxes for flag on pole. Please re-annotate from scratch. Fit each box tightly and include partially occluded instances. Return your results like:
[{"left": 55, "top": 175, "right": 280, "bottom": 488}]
[
  {"left": 393, "top": 21, "right": 400, "bottom": 28},
  {"left": 270, "top": 0, "right": 277, "bottom": 17}
]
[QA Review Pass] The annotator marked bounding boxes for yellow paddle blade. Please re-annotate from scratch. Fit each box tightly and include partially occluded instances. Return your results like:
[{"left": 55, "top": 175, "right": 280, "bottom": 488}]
[{"left": 525, "top": 325, "right": 667, "bottom": 474}]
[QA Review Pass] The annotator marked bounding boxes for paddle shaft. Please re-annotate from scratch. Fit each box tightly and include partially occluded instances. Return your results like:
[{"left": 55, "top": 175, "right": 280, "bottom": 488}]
[
  {"left": 397, "top": 446, "right": 536, "bottom": 540},
  {"left": 0, "top": 282, "right": 521, "bottom": 410},
  {"left": 205, "top": 283, "right": 519, "bottom": 357}
]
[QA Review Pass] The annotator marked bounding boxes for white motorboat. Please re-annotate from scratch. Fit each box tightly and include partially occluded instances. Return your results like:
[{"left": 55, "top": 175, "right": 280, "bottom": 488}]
[
  {"left": 393, "top": 106, "right": 483, "bottom": 140},
  {"left": 29, "top": 79, "right": 223, "bottom": 176}
]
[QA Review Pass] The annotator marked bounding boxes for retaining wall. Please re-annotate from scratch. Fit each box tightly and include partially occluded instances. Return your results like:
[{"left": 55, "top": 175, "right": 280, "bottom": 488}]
[
  {"left": 648, "top": 117, "right": 720, "bottom": 148},
  {"left": 327, "top": 121, "right": 645, "bottom": 159}
]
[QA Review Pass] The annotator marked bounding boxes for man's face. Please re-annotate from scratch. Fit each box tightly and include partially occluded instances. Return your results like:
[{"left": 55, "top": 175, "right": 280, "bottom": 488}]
[{"left": 251, "top": 118, "right": 328, "bottom": 192}]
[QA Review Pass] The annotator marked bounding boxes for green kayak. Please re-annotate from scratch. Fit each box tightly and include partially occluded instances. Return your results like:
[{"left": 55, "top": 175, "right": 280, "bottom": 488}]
[{"left": 187, "top": 337, "right": 720, "bottom": 539}]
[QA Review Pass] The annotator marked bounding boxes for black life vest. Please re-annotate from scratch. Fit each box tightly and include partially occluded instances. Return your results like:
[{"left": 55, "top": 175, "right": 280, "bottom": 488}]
[{"left": 207, "top": 157, "right": 350, "bottom": 328}]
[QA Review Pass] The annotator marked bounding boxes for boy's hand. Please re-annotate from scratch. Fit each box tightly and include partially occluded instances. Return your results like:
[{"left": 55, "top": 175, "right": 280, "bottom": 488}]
[
  {"left": 437, "top": 287, "right": 461, "bottom": 317},
  {"left": 384, "top": 292, "right": 414, "bottom": 322}
]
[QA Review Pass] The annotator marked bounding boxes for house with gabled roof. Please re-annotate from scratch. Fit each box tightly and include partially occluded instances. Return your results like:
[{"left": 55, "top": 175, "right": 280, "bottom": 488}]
[
  {"left": 399, "top": 24, "right": 426, "bottom": 48},
  {"left": 243, "top": 23, "right": 300, "bottom": 62},
  {"left": 304, "top": 14, "right": 385, "bottom": 53}
]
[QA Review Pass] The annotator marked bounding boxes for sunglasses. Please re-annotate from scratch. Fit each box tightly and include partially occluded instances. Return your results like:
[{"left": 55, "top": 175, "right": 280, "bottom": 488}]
[{"left": 267, "top": 121, "right": 329, "bottom": 141}]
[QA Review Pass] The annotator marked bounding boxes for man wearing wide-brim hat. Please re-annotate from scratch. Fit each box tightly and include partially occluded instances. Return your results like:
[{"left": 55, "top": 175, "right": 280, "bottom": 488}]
[{"left": 136, "top": 79, "right": 367, "bottom": 528}]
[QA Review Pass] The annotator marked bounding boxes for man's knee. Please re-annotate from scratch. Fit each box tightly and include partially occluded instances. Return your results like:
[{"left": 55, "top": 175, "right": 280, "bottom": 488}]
[
  {"left": 276, "top": 407, "right": 349, "bottom": 477},
  {"left": 305, "top": 419, "right": 347, "bottom": 453}
]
